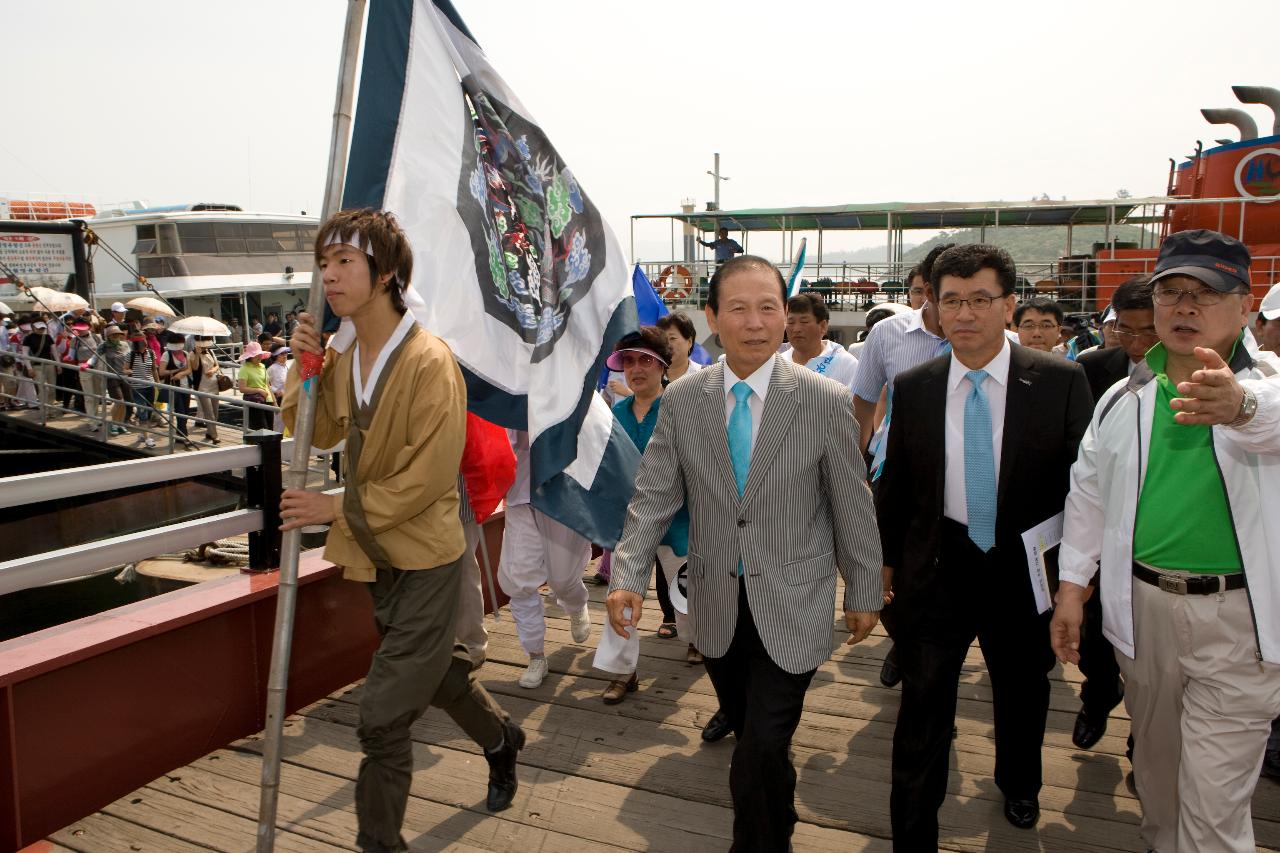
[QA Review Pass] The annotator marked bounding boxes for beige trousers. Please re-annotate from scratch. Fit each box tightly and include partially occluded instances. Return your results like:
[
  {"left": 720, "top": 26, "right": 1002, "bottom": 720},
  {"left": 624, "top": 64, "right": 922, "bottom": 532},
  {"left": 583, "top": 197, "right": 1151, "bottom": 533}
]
[
  {"left": 454, "top": 519, "right": 489, "bottom": 664},
  {"left": 1117, "top": 575, "right": 1280, "bottom": 853}
]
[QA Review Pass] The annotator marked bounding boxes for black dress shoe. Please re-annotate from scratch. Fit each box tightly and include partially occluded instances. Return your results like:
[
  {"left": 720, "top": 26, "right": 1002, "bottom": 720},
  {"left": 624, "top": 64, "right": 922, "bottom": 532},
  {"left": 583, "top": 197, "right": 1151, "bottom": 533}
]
[
  {"left": 1003, "top": 798, "right": 1039, "bottom": 829},
  {"left": 701, "top": 709, "right": 732, "bottom": 743},
  {"left": 879, "top": 645, "right": 901, "bottom": 687},
  {"left": 1072, "top": 709, "right": 1109, "bottom": 750},
  {"left": 484, "top": 719, "right": 525, "bottom": 811}
]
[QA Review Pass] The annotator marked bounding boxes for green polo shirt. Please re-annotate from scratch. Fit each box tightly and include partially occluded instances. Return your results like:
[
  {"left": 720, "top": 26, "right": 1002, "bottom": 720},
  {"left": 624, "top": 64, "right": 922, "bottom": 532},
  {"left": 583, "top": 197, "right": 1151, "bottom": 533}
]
[{"left": 1132, "top": 338, "right": 1243, "bottom": 574}]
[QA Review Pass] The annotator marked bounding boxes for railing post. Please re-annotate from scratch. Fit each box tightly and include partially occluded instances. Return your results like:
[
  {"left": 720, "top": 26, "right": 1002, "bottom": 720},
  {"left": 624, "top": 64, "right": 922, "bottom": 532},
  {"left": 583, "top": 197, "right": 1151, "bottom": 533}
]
[{"left": 244, "top": 430, "right": 283, "bottom": 572}]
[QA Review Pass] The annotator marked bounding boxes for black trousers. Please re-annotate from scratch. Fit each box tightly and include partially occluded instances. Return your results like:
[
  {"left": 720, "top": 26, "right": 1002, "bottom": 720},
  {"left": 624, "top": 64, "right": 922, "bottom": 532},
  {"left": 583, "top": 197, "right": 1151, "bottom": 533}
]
[
  {"left": 654, "top": 558, "right": 676, "bottom": 624},
  {"left": 1078, "top": 586, "right": 1123, "bottom": 718},
  {"left": 703, "top": 579, "right": 816, "bottom": 853},
  {"left": 890, "top": 520, "right": 1054, "bottom": 852}
]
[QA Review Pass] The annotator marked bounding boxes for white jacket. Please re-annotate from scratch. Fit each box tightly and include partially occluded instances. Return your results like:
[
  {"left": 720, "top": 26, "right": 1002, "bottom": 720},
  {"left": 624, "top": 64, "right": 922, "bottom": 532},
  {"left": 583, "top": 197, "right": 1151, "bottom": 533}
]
[{"left": 1060, "top": 345, "right": 1280, "bottom": 662}]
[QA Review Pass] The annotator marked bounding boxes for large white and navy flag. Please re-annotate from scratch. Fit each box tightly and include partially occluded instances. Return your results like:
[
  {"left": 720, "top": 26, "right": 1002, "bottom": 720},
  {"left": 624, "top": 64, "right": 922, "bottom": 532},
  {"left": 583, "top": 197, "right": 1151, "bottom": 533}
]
[{"left": 340, "top": 0, "right": 641, "bottom": 547}]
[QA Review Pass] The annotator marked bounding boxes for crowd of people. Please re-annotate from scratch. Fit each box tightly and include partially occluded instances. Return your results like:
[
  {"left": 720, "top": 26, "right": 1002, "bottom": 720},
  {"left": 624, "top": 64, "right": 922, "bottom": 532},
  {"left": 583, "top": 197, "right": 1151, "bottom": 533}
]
[
  {"left": 0, "top": 299, "right": 299, "bottom": 448},
  {"left": 275, "top": 207, "right": 1280, "bottom": 853}
]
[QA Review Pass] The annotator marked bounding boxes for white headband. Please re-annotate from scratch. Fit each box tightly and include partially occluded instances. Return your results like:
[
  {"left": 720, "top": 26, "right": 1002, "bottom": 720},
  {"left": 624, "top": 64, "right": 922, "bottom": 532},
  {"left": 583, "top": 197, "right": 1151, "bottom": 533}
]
[{"left": 322, "top": 231, "right": 375, "bottom": 258}]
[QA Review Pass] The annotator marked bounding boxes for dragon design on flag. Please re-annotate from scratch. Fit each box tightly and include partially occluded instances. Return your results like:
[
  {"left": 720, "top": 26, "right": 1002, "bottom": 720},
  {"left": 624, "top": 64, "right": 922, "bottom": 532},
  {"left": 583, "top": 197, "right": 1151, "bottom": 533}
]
[{"left": 457, "top": 81, "right": 605, "bottom": 359}]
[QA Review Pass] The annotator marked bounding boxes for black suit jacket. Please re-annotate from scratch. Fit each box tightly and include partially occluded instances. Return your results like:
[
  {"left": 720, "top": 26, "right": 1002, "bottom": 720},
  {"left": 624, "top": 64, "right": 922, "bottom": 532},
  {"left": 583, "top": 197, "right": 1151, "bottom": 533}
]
[
  {"left": 1075, "top": 345, "right": 1132, "bottom": 405},
  {"left": 876, "top": 345, "right": 1093, "bottom": 638}
]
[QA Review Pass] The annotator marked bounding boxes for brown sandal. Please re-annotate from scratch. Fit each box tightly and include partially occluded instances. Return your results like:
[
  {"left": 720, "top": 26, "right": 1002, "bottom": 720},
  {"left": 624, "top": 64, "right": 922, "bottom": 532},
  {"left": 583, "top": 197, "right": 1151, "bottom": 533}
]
[
  {"left": 686, "top": 644, "right": 704, "bottom": 665},
  {"left": 602, "top": 673, "right": 638, "bottom": 705}
]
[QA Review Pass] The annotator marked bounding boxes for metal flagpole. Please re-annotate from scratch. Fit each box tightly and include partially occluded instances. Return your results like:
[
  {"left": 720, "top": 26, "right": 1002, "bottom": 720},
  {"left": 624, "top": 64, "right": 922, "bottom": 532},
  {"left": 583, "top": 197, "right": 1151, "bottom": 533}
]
[{"left": 256, "top": 1, "right": 366, "bottom": 849}]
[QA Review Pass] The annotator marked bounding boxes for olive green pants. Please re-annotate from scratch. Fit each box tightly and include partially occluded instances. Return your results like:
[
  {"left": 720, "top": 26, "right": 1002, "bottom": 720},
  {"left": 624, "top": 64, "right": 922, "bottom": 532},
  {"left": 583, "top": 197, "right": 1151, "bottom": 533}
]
[{"left": 355, "top": 554, "right": 508, "bottom": 853}]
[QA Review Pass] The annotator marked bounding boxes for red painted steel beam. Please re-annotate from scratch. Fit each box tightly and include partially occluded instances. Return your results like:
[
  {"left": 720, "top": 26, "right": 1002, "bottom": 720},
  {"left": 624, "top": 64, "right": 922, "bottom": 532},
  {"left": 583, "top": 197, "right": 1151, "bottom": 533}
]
[
  {"left": 0, "top": 511, "right": 509, "bottom": 852},
  {"left": 0, "top": 552, "right": 377, "bottom": 851}
]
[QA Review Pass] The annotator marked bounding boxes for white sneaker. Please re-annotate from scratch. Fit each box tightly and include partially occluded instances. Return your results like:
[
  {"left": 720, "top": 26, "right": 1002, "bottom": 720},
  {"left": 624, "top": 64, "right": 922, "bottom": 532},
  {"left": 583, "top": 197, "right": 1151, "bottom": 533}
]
[
  {"left": 569, "top": 604, "right": 592, "bottom": 644},
  {"left": 143, "top": 437, "right": 156, "bottom": 448},
  {"left": 518, "top": 657, "right": 549, "bottom": 689}
]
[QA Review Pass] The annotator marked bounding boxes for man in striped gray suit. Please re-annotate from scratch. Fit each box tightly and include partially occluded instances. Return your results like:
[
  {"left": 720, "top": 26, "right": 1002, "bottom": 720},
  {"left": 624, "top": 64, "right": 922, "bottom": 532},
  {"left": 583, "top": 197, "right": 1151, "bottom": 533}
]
[{"left": 607, "top": 255, "right": 883, "bottom": 852}]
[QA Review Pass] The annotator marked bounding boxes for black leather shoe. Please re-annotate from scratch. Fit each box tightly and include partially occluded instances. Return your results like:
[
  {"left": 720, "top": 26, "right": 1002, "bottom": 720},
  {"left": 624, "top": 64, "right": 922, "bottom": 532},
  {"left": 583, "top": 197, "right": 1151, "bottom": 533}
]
[
  {"left": 701, "top": 709, "right": 732, "bottom": 743},
  {"left": 1072, "top": 709, "right": 1109, "bottom": 750},
  {"left": 484, "top": 720, "right": 525, "bottom": 811},
  {"left": 879, "top": 645, "right": 901, "bottom": 688},
  {"left": 1003, "top": 798, "right": 1039, "bottom": 829}
]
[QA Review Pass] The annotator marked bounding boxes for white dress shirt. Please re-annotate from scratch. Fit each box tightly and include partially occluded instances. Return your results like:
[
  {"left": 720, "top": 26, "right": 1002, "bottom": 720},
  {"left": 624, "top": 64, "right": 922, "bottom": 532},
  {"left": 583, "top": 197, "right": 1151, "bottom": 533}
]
[
  {"left": 352, "top": 310, "right": 417, "bottom": 406},
  {"left": 943, "top": 339, "right": 1011, "bottom": 526},
  {"left": 723, "top": 353, "right": 775, "bottom": 452}
]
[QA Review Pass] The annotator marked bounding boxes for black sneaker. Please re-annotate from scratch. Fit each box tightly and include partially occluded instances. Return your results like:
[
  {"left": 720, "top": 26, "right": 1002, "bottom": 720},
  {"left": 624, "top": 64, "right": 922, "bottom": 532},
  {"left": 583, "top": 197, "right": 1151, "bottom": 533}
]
[{"left": 484, "top": 719, "right": 526, "bottom": 811}]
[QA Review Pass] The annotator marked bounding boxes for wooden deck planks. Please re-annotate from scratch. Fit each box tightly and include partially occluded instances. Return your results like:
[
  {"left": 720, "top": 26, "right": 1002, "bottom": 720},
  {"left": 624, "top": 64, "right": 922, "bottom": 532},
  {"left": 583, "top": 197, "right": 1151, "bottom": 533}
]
[{"left": 52, "top": 574, "right": 1280, "bottom": 852}]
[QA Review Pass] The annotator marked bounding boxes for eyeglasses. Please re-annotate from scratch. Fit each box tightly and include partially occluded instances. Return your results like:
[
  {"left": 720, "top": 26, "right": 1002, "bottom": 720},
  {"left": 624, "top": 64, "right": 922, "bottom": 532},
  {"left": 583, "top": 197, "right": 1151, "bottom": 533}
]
[
  {"left": 1114, "top": 325, "right": 1158, "bottom": 339},
  {"left": 1017, "top": 321, "right": 1059, "bottom": 332},
  {"left": 938, "top": 294, "right": 1000, "bottom": 312},
  {"left": 1152, "top": 286, "right": 1228, "bottom": 307}
]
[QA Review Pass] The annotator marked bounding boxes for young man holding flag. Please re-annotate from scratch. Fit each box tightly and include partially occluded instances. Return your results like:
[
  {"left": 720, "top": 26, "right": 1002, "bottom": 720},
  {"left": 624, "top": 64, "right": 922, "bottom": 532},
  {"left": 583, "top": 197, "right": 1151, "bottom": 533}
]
[{"left": 280, "top": 208, "right": 522, "bottom": 853}]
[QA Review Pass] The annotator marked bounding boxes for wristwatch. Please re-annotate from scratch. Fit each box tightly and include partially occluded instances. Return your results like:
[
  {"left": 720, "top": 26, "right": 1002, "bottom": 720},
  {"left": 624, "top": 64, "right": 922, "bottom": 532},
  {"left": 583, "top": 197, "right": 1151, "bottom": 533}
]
[{"left": 1226, "top": 387, "right": 1258, "bottom": 428}]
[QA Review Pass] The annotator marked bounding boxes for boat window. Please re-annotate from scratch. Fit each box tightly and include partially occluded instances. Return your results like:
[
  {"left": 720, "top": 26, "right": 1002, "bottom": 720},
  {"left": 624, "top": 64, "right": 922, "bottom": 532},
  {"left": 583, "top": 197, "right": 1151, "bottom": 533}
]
[
  {"left": 243, "top": 223, "right": 273, "bottom": 238},
  {"left": 216, "top": 238, "right": 247, "bottom": 254},
  {"left": 246, "top": 239, "right": 279, "bottom": 253},
  {"left": 213, "top": 223, "right": 242, "bottom": 238},
  {"left": 157, "top": 224, "right": 179, "bottom": 254},
  {"left": 181, "top": 238, "right": 218, "bottom": 254},
  {"left": 298, "top": 228, "right": 317, "bottom": 251},
  {"left": 272, "top": 226, "right": 300, "bottom": 251},
  {"left": 179, "top": 223, "right": 214, "bottom": 239},
  {"left": 132, "top": 224, "right": 157, "bottom": 254}
]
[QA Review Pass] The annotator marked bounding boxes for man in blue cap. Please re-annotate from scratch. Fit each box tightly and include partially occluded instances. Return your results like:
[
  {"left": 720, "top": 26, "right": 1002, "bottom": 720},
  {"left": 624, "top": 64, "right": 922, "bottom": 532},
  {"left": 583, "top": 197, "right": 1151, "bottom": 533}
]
[{"left": 1052, "top": 229, "right": 1280, "bottom": 853}]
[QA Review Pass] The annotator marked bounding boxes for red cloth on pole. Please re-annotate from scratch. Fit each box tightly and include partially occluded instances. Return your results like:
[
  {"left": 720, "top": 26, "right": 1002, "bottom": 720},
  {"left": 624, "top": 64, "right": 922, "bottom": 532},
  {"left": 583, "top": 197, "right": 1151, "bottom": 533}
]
[{"left": 461, "top": 413, "right": 515, "bottom": 523}]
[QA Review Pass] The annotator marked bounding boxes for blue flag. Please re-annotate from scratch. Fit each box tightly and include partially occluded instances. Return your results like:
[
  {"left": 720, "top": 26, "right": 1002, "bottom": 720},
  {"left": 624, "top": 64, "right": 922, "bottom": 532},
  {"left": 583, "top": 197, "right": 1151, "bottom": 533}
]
[
  {"left": 341, "top": 0, "right": 641, "bottom": 547},
  {"left": 632, "top": 264, "right": 667, "bottom": 326}
]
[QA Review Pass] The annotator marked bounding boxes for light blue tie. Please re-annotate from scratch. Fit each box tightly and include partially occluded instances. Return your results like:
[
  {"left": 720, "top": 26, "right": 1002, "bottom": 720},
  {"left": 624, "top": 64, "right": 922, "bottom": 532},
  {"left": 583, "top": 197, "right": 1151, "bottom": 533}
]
[
  {"left": 727, "top": 381, "right": 753, "bottom": 497},
  {"left": 963, "top": 369, "right": 997, "bottom": 552},
  {"left": 728, "top": 381, "right": 752, "bottom": 577}
]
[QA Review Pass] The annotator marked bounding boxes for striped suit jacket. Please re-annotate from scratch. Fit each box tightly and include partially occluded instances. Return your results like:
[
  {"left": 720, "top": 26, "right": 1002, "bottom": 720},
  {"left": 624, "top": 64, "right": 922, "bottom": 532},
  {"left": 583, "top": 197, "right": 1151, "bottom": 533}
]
[{"left": 611, "top": 356, "right": 883, "bottom": 675}]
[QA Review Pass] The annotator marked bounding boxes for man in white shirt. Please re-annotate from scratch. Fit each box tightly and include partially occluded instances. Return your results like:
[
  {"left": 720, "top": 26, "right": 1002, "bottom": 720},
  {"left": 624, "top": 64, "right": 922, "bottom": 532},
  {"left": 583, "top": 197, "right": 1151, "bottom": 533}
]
[
  {"left": 875, "top": 244, "right": 1092, "bottom": 848},
  {"left": 783, "top": 292, "right": 859, "bottom": 389},
  {"left": 607, "top": 255, "right": 881, "bottom": 851}
]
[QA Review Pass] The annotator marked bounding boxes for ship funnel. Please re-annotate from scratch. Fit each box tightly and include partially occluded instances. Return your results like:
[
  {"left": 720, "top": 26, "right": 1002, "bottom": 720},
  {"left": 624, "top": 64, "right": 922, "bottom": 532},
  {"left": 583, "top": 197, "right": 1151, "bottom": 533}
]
[
  {"left": 1231, "top": 85, "right": 1280, "bottom": 135},
  {"left": 1200, "top": 108, "right": 1258, "bottom": 141}
]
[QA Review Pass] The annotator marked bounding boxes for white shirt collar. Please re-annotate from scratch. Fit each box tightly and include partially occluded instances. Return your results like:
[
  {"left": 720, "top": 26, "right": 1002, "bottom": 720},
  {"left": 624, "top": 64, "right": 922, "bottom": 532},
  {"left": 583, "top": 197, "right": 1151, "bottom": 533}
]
[
  {"left": 904, "top": 306, "right": 944, "bottom": 340},
  {"left": 947, "top": 337, "right": 1012, "bottom": 393},
  {"left": 353, "top": 311, "right": 417, "bottom": 405},
  {"left": 724, "top": 353, "right": 775, "bottom": 403}
]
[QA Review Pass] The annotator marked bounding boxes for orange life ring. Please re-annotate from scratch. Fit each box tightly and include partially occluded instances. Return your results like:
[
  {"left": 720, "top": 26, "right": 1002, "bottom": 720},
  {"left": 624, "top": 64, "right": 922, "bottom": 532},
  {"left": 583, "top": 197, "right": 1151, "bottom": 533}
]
[{"left": 656, "top": 264, "right": 694, "bottom": 301}]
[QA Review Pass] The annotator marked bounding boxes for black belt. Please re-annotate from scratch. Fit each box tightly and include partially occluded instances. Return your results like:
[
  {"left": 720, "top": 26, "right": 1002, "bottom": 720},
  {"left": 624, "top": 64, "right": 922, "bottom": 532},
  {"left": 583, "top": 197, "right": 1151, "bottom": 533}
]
[{"left": 1133, "top": 562, "right": 1245, "bottom": 595}]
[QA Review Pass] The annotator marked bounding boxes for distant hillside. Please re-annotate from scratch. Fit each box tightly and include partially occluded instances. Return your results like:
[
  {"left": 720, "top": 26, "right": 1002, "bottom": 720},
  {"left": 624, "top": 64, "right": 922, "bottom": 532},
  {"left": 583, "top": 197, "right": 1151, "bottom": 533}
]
[{"left": 904, "top": 224, "right": 1155, "bottom": 263}]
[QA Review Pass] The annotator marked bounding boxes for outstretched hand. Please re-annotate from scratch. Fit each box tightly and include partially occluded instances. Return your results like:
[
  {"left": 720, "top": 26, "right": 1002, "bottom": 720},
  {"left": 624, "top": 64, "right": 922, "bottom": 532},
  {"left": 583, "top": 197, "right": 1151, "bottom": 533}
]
[{"left": 1170, "top": 346, "right": 1243, "bottom": 425}]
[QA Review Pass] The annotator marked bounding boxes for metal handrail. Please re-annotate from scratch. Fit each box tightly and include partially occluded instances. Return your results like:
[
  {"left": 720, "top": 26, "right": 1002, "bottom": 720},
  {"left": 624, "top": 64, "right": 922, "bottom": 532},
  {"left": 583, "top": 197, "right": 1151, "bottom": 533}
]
[
  {"left": 0, "top": 509, "right": 263, "bottom": 597},
  {"left": 1, "top": 350, "right": 283, "bottom": 449},
  {"left": 0, "top": 439, "right": 296, "bottom": 509}
]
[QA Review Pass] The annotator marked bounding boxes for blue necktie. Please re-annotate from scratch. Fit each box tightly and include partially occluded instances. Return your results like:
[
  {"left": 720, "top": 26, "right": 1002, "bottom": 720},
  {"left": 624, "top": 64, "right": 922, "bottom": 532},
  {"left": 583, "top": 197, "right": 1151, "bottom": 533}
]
[
  {"left": 728, "top": 381, "right": 752, "bottom": 577},
  {"left": 727, "top": 381, "right": 753, "bottom": 497},
  {"left": 963, "top": 369, "right": 997, "bottom": 552}
]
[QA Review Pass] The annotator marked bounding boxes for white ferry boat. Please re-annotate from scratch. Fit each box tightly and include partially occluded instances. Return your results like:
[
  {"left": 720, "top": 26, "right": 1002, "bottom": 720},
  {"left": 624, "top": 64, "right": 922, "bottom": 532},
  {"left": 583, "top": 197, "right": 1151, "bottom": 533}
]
[{"left": 80, "top": 202, "right": 317, "bottom": 333}]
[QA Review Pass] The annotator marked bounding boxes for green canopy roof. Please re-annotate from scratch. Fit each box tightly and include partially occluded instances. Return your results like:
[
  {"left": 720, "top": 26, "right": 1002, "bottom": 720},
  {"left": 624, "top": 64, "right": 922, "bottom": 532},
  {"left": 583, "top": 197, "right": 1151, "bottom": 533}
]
[{"left": 631, "top": 197, "right": 1169, "bottom": 233}]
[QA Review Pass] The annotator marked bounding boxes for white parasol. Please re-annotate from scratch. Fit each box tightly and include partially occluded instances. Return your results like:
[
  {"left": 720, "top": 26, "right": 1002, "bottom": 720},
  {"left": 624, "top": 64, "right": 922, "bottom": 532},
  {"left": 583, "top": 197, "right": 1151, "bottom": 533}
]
[
  {"left": 167, "top": 316, "right": 231, "bottom": 338},
  {"left": 126, "top": 296, "right": 178, "bottom": 318},
  {"left": 27, "top": 286, "right": 89, "bottom": 312}
]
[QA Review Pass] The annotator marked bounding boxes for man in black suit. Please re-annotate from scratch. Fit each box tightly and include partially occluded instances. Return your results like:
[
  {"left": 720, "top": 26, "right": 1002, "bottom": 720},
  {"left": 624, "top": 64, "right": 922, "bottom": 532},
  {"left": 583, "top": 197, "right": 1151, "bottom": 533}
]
[
  {"left": 1068, "top": 275, "right": 1157, "bottom": 750},
  {"left": 876, "top": 244, "right": 1093, "bottom": 850}
]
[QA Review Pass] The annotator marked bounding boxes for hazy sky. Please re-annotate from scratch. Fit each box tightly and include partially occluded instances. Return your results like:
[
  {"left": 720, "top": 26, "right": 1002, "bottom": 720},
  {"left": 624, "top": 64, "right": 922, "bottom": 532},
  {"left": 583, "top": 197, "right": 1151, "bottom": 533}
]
[{"left": 5, "top": 1, "right": 1276, "bottom": 262}]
